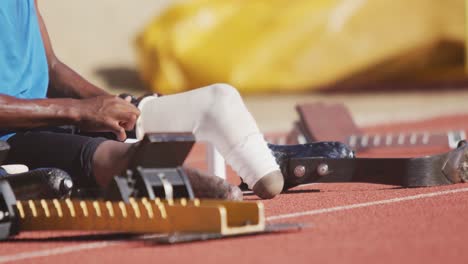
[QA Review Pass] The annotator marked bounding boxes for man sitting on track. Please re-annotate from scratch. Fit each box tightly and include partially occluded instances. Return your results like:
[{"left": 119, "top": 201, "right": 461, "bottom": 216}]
[{"left": 0, "top": 0, "right": 288, "bottom": 199}]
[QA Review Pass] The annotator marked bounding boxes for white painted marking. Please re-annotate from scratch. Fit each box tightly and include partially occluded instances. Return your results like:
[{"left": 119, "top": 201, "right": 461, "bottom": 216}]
[
  {"left": 373, "top": 135, "right": 381, "bottom": 146},
  {"left": 360, "top": 135, "right": 369, "bottom": 147},
  {"left": 397, "top": 133, "right": 405, "bottom": 145},
  {"left": 277, "top": 136, "right": 286, "bottom": 145},
  {"left": 348, "top": 135, "right": 357, "bottom": 147},
  {"left": 409, "top": 133, "right": 417, "bottom": 145},
  {"left": 448, "top": 130, "right": 467, "bottom": 149},
  {"left": 267, "top": 187, "right": 468, "bottom": 221},
  {"left": 461, "top": 130, "right": 466, "bottom": 141},
  {"left": 292, "top": 182, "right": 321, "bottom": 188},
  {"left": 422, "top": 132, "right": 430, "bottom": 144},
  {"left": 385, "top": 134, "right": 393, "bottom": 146},
  {"left": 297, "top": 134, "right": 307, "bottom": 144},
  {"left": 0, "top": 242, "right": 118, "bottom": 263},
  {"left": 447, "top": 131, "right": 455, "bottom": 149}
]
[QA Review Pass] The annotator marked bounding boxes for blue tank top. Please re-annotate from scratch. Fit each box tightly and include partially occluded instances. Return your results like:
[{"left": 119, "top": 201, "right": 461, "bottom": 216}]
[{"left": 0, "top": 0, "right": 49, "bottom": 140}]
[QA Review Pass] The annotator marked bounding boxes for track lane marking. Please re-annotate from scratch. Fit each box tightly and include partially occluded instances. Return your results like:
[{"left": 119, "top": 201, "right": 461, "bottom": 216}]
[
  {"left": 0, "top": 241, "right": 118, "bottom": 263},
  {"left": 2, "top": 187, "right": 468, "bottom": 263},
  {"left": 267, "top": 187, "right": 468, "bottom": 221}
]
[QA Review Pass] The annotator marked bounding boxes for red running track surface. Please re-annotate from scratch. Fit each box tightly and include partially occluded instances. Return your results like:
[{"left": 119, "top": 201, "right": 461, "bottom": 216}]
[{"left": 1, "top": 113, "right": 468, "bottom": 264}]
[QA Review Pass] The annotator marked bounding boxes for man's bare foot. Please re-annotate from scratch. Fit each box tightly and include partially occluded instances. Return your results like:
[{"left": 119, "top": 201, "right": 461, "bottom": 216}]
[{"left": 183, "top": 167, "right": 243, "bottom": 200}]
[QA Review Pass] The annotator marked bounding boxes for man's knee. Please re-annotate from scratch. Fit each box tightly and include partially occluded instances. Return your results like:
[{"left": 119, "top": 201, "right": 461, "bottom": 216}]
[
  {"left": 203, "top": 83, "right": 243, "bottom": 113},
  {"left": 207, "top": 83, "right": 241, "bottom": 101}
]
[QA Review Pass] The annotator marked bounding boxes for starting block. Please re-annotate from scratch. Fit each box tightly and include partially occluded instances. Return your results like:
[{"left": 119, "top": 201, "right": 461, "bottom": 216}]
[
  {"left": 292, "top": 103, "right": 466, "bottom": 151},
  {"left": 105, "top": 133, "right": 196, "bottom": 202},
  {"left": 0, "top": 136, "right": 301, "bottom": 242},
  {"left": 0, "top": 182, "right": 268, "bottom": 241}
]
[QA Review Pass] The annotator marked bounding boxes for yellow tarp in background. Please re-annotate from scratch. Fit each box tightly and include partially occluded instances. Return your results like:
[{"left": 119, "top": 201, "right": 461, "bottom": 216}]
[{"left": 135, "top": 0, "right": 464, "bottom": 94}]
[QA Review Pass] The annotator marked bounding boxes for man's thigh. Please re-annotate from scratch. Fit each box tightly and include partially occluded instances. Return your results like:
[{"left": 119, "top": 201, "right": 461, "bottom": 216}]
[{"left": 5, "top": 130, "right": 107, "bottom": 187}]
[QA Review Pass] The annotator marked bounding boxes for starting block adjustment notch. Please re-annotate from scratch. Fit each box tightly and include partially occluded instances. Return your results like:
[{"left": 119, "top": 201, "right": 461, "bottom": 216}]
[{"left": 13, "top": 198, "right": 265, "bottom": 236}]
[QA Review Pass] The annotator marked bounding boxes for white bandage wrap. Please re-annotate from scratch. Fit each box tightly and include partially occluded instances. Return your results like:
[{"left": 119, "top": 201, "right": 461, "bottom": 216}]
[{"left": 135, "top": 84, "right": 279, "bottom": 188}]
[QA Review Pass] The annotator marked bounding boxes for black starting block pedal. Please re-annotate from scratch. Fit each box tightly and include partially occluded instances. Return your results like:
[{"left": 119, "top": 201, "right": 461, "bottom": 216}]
[{"left": 106, "top": 133, "right": 196, "bottom": 202}]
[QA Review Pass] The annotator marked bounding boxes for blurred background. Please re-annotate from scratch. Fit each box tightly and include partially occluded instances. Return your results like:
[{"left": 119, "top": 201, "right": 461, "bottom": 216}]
[{"left": 40, "top": 0, "right": 468, "bottom": 133}]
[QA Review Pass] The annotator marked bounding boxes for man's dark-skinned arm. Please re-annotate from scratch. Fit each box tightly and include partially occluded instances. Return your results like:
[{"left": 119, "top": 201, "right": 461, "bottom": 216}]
[
  {"left": 0, "top": 1, "right": 140, "bottom": 141},
  {"left": 0, "top": 94, "right": 138, "bottom": 141}
]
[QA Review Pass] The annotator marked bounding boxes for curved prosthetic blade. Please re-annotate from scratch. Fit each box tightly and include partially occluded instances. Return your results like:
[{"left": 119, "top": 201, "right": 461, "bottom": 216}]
[{"left": 285, "top": 141, "right": 468, "bottom": 189}]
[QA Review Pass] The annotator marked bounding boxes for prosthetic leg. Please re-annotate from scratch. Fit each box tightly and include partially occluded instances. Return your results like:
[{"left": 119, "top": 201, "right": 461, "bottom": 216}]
[{"left": 135, "top": 84, "right": 284, "bottom": 198}]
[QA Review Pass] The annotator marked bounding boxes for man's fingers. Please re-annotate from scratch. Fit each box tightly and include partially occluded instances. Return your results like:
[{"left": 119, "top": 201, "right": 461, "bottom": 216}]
[
  {"left": 115, "top": 103, "right": 140, "bottom": 117},
  {"left": 114, "top": 127, "right": 127, "bottom": 142},
  {"left": 107, "top": 121, "right": 127, "bottom": 141},
  {"left": 127, "top": 105, "right": 140, "bottom": 117},
  {"left": 120, "top": 118, "right": 137, "bottom": 131},
  {"left": 113, "top": 96, "right": 139, "bottom": 111},
  {"left": 120, "top": 122, "right": 133, "bottom": 131},
  {"left": 115, "top": 112, "right": 137, "bottom": 130}
]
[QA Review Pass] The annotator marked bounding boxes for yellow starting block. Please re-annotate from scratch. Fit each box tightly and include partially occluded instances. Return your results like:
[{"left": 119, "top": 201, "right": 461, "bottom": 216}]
[
  {"left": 0, "top": 136, "right": 302, "bottom": 243},
  {"left": 15, "top": 198, "right": 265, "bottom": 236}
]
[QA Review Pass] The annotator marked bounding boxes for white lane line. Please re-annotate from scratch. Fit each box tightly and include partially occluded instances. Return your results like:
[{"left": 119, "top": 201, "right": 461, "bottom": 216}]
[
  {"left": 3, "top": 187, "right": 468, "bottom": 262},
  {"left": 267, "top": 187, "right": 468, "bottom": 221},
  {"left": 287, "top": 182, "right": 320, "bottom": 189},
  {"left": 0, "top": 241, "right": 118, "bottom": 263}
]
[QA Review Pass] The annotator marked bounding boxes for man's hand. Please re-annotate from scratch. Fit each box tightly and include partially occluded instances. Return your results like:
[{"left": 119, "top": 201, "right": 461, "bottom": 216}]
[
  {"left": 0, "top": 2, "right": 140, "bottom": 138},
  {"left": 75, "top": 95, "right": 140, "bottom": 141}
]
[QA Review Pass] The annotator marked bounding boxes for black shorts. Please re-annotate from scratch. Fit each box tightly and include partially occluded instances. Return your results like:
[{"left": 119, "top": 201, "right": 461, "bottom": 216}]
[{"left": 4, "top": 128, "right": 108, "bottom": 188}]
